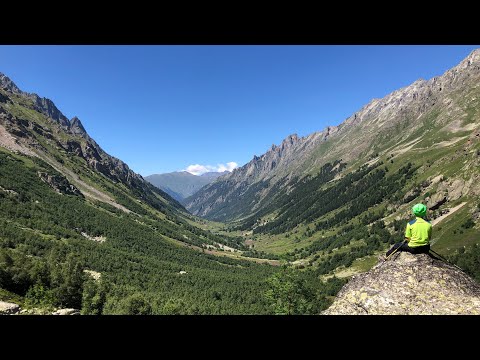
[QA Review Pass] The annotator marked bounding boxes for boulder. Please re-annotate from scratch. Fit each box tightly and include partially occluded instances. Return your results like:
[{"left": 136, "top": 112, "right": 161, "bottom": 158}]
[
  {"left": 0, "top": 301, "right": 21, "bottom": 315},
  {"left": 323, "top": 252, "right": 480, "bottom": 315},
  {"left": 448, "top": 179, "right": 465, "bottom": 201},
  {"left": 427, "top": 192, "right": 448, "bottom": 210},
  {"left": 52, "top": 308, "right": 80, "bottom": 315}
]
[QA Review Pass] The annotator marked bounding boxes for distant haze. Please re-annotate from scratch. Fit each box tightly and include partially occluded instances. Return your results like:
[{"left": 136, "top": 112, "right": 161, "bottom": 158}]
[{"left": 145, "top": 171, "right": 228, "bottom": 202}]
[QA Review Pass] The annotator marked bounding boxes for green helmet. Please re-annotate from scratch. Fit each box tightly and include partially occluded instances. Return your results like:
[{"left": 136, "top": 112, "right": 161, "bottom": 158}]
[{"left": 412, "top": 203, "right": 427, "bottom": 217}]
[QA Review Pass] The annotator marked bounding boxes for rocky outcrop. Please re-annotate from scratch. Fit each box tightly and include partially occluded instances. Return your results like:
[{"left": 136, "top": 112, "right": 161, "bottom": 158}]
[
  {"left": 69, "top": 116, "right": 87, "bottom": 137},
  {"left": 0, "top": 92, "right": 12, "bottom": 104},
  {"left": 66, "top": 140, "right": 84, "bottom": 157},
  {"left": 52, "top": 308, "right": 80, "bottom": 315},
  {"left": 0, "top": 185, "right": 19, "bottom": 196},
  {"left": 37, "top": 171, "right": 84, "bottom": 197},
  {"left": 0, "top": 72, "right": 70, "bottom": 128},
  {"left": 427, "top": 177, "right": 475, "bottom": 210},
  {"left": 427, "top": 192, "right": 448, "bottom": 210},
  {"left": 30, "top": 95, "right": 70, "bottom": 128},
  {"left": 0, "top": 73, "right": 22, "bottom": 94},
  {"left": 323, "top": 252, "right": 480, "bottom": 315},
  {"left": 0, "top": 301, "right": 21, "bottom": 315}
]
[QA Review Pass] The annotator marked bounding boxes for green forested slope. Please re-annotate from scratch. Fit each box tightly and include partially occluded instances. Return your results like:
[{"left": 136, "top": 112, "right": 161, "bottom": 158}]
[
  {"left": 1, "top": 73, "right": 319, "bottom": 314},
  {"left": 190, "top": 50, "right": 480, "bottom": 280},
  {"left": 0, "top": 149, "right": 281, "bottom": 314}
]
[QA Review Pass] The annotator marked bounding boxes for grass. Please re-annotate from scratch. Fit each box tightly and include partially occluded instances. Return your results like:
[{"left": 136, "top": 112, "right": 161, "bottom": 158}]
[
  {"left": 430, "top": 202, "right": 479, "bottom": 254},
  {"left": 322, "top": 254, "right": 379, "bottom": 280},
  {"left": 0, "top": 288, "right": 25, "bottom": 306},
  {"left": 353, "top": 254, "right": 379, "bottom": 272},
  {"left": 254, "top": 234, "right": 316, "bottom": 254},
  {"left": 161, "top": 233, "right": 280, "bottom": 265}
]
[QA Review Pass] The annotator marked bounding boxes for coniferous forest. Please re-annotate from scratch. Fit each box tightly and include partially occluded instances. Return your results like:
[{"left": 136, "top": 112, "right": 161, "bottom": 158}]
[{"left": 0, "top": 150, "right": 343, "bottom": 314}]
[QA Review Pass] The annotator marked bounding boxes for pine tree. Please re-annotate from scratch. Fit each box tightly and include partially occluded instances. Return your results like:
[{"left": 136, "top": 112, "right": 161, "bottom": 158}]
[{"left": 264, "top": 267, "right": 314, "bottom": 315}]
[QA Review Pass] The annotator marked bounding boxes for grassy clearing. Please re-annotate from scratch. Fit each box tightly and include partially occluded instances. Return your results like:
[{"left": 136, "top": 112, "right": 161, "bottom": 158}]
[
  {"left": 254, "top": 234, "right": 317, "bottom": 254},
  {"left": 0, "top": 288, "right": 25, "bottom": 306},
  {"left": 431, "top": 202, "right": 479, "bottom": 254},
  {"left": 162, "top": 234, "right": 280, "bottom": 265}
]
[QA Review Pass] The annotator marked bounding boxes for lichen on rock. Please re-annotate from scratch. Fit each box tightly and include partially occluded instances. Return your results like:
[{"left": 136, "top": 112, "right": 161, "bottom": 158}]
[
  {"left": 0, "top": 301, "right": 21, "bottom": 315},
  {"left": 323, "top": 252, "right": 480, "bottom": 315}
]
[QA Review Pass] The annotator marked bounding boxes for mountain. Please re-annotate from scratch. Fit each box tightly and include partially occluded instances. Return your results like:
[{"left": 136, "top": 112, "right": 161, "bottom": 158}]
[
  {"left": 0, "top": 73, "right": 185, "bottom": 216},
  {"left": 185, "top": 49, "right": 480, "bottom": 272},
  {"left": 201, "top": 171, "right": 226, "bottom": 179},
  {"left": 323, "top": 252, "right": 480, "bottom": 314},
  {"left": 185, "top": 49, "right": 480, "bottom": 222},
  {"left": 0, "top": 72, "right": 279, "bottom": 314},
  {"left": 2, "top": 48, "right": 480, "bottom": 315},
  {"left": 145, "top": 171, "right": 226, "bottom": 202}
]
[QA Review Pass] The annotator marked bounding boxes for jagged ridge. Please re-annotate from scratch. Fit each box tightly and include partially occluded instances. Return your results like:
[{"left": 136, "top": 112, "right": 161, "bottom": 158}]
[
  {"left": 0, "top": 71, "right": 184, "bottom": 213},
  {"left": 185, "top": 49, "right": 480, "bottom": 221}
]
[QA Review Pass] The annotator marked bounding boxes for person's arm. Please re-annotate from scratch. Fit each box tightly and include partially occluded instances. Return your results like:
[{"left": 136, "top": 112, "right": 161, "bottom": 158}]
[{"left": 405, "top": 223, "right": 412, "bottom": 242}]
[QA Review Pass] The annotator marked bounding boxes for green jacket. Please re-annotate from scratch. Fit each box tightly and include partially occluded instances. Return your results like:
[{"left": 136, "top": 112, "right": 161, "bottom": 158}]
[{"left": 405, "top": 217, "right": 432, "bottom": 247}]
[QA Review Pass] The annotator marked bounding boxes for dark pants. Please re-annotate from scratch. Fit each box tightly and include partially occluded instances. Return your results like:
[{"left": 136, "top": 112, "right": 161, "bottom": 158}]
[{"left": 386, "top": 242, "right": 430, "bottom": 257}]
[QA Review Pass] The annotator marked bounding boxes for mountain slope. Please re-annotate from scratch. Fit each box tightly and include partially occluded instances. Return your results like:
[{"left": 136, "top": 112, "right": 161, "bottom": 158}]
[
  {"left": 0, "top": 72, "right": 280, "bottom": 314},
  {"left": 0, "top": 72, "right": 186, "bottom": 217},
  {"left": 186, "top": 49, "right": 480, "bottom": 223},
  {"left": 146, "top": 171, "right": 226, "bottom": 202},
  {"left": 185, "top": 49, "right": 480, "bottom": 274},
  {"left": 201, "top": 171, "right": 226, "bottom": 179}
]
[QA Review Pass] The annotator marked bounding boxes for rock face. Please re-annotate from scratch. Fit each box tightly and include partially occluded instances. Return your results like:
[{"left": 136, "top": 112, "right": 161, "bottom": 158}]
[
  {"left": 37, "top": 171, "right": 83, "bottom": 197},
  {"left": 0, "top": 301, "right": 21, "bottom": 315},
  {"left": 69, "top": 116, "right": 87, "bottom": 136},
  {"left": 0, "top": 73, "right": 22, "bottom": 94},
  {"left": 323, "top": 252, "right": 480, "bottom": 315}
]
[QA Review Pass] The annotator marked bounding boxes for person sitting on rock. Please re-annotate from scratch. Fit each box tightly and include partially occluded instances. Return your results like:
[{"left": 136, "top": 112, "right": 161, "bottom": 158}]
[{"left": 385, "top": 203, "right": 432, "bottom": 259}]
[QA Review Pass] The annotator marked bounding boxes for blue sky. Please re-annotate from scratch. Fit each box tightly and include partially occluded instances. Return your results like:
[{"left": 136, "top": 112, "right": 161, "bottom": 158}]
[{"left": 0, "top": 45, "right": 478, "bottom": 176}]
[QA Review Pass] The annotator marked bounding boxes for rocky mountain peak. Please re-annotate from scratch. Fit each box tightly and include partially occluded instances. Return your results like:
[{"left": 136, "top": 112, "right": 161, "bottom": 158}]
[
  {"left": 335, "top": 48, "right": 480, "bottom": 138},
  {"left": 286, "top": 133, "right": 299, "bottom": 143},
  {"left": 0, "top": 72, "right": 22, "bottom": 94},
  {"left": 270, "top": 133, "right": 300, "bottom": 151},
  {"left": 0, "top": 71, "right": 70, "bottom": 128},
  {"left": 0, "top": 71, "right": 158, "bottom": 203},
  {"left": 323, "top": 252, "right": 480, "bottom": 315},
  {"left": 69, "top": 116, "right": 87, "bottom": 136},
  {"left": 29, "top": 95, "right": 70, "bottom": 128},
  {"left": 457, "top": 48, "right": 480, "bottom": 69}
]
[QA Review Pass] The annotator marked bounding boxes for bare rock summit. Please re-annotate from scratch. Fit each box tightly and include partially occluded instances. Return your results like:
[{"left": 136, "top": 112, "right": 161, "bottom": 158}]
[{"left": 323, "top": 252, "right": 480, "bottom": 315}]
